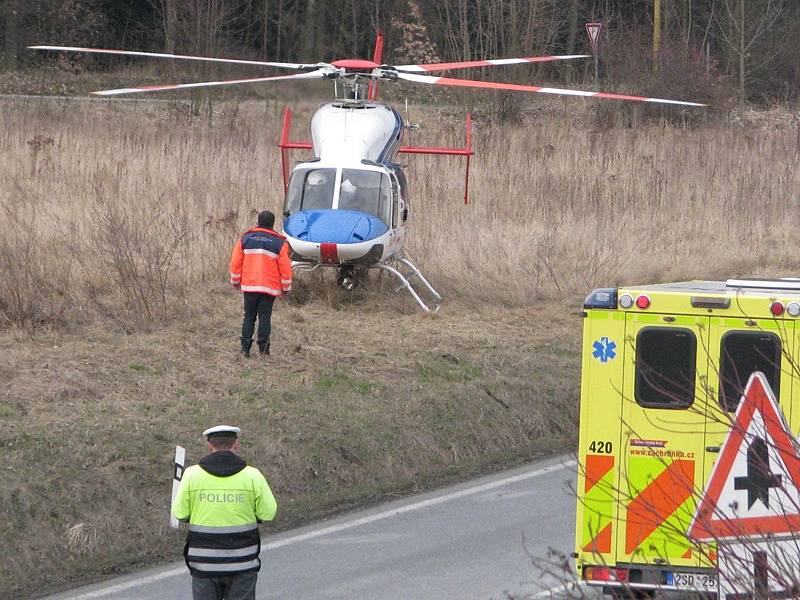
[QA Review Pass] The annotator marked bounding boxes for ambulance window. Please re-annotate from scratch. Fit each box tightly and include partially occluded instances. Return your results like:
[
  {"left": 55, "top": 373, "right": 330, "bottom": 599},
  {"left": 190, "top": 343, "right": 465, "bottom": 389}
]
[
  {"left": 719, "top": 332, "right": 781, "bottom": 412},
  {"left": 635, "top": 328, "right": 696, "bottom": 409}
]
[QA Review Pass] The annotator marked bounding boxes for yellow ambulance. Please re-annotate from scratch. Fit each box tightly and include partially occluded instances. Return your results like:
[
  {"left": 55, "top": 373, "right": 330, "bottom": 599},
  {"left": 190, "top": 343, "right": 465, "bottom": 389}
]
[{"left": 575, "top": 278, "right": 800, "bottom": 594}]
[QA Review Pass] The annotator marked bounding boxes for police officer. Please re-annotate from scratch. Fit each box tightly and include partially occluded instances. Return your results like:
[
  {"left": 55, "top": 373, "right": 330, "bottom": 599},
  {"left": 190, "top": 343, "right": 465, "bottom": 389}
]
[{"left": 172, "top": 426, "right": 277, "bottom": 600}]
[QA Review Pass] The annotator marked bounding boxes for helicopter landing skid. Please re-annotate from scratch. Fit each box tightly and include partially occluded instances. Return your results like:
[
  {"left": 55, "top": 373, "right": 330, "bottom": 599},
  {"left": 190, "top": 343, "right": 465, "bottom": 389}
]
[
  {"left": 290, "top": 258, "right": 441, "bottom": 312},
  {"left": 372, "top": 256, "right": 441, "bottom": 313}
]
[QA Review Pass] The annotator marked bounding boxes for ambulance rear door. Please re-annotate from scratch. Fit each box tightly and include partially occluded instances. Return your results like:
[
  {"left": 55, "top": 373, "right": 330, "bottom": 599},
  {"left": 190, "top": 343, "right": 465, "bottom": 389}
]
[
  {"left": 617, "top": 312, "right": 710, "bottom": 568},
  {"left": 703, "top": 317, "right": 794, "bottom": 501}
]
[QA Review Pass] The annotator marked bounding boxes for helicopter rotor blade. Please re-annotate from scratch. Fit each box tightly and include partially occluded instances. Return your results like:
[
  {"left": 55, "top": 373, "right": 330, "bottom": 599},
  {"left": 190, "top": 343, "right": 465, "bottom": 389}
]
[
  {"left": 393, "top": 72, "right": 707, "bottom": 107},
  {"left": 29, "top": 45, "right": 313, "bottom": 71},
  {"left": 90, "top": 69, "right": 330, "bottom": 96},
  {"left": 394, "top": 55, "right": 590, "bottom": 73}
]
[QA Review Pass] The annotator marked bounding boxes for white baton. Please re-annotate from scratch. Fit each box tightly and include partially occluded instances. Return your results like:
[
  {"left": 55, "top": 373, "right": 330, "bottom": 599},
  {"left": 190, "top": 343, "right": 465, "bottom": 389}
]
[{"left": 170, "top": 446, "right": 186, "bottom": 529}]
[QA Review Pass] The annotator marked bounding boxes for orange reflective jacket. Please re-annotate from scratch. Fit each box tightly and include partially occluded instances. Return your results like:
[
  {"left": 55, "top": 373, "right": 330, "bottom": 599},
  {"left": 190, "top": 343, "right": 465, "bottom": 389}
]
[{"left": 229, "top": 227, "right": 292, "bottom": 296}]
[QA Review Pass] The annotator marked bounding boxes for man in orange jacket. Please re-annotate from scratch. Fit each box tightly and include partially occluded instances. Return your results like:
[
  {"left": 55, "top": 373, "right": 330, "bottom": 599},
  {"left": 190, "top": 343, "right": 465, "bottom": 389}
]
[{"left": 229, "top": 211, "right": 292, "bottom": 357}]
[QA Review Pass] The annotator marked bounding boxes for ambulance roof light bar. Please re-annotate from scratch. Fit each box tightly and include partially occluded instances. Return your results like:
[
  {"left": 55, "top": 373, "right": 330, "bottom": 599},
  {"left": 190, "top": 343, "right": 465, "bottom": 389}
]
[{"left": 726, "top": 278, "right": 800, "bottom": 291}]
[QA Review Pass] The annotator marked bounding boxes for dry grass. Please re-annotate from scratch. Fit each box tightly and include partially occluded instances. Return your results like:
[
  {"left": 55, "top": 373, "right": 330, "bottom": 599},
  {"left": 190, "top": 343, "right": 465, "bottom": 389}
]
[
  {"left": 410, "top": 105, "right": 800, "bottom": 305},
  {"left": 1, "top": 96, "right": 799, "bottom": 327}
]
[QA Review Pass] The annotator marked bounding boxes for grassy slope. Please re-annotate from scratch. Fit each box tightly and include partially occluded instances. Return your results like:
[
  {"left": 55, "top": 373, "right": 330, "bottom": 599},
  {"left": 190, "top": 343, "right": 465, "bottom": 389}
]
[
  {"left": 0, "top": 293, "right": 581, "bottom": 599},
  {"left": 3, "top": 71, "right": 798, "bottom": 599}
]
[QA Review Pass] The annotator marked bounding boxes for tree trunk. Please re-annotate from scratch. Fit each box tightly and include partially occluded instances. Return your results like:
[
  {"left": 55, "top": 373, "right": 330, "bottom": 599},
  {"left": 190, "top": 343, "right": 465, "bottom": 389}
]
[
  {"left": 683, "top": 0, "right": 692, "bottom": 48},
  {"left": 303, "top": 0, "right": 317, "bottom": 60},
  {"left": 3, "top": 0, "right": 19, "bottom": 70},
  {"left": 739, "top": 0, "right": 746, "bottom": 105},
  {"left": 164, "top": 0, "right": 178, "bottom": 53},
  {"left": 653, "top": 0, "right": 661, "bottom": 72},
  {"left": 268, "top": 0, "right": 277, "bottom": 60},
  {"left": 566, "top": 0, "right": 580, "bottom": 55},
  {"left": 459, "top": 0, "right": 470, "bottom": 60}
]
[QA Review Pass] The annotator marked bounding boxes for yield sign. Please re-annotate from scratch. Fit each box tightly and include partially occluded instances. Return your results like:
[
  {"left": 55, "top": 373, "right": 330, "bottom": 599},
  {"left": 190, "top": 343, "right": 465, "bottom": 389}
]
[
  {"left": 688, "top": 372, "right": 800, "bottom": 541},
  {"left": 585, "top": 22, "right": 603, "bottom": 53}
]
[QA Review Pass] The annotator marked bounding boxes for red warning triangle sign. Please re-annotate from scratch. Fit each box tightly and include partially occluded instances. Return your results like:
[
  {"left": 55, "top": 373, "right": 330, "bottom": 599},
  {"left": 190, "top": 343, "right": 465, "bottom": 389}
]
[
  {"left": 688, "top": 372, "right": 800, "bottom": 541},
  {"left": 585, "top": 22, "right": 603, "bottom": 52}
]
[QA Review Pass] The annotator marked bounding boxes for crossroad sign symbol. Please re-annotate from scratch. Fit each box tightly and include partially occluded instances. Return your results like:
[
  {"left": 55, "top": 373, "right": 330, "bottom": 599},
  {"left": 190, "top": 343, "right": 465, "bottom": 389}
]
[
  {"left": 688, "top": 372, "right": 800, "bottom": 541},
  {"left": 585, "top": 22, "right": 603, "bottom": 53},
  {"left": 733, "top": 437, "right": 782, "bottom": 509}
]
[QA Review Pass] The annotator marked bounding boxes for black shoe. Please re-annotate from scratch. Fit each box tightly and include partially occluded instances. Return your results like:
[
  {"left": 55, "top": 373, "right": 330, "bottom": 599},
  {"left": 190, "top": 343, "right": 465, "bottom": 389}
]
[
  {"left": 241, "top": 347, "right": 251, "bottom": 358},
  {"left": 258, "top": 344, "right": 270, "bottom": 356}
]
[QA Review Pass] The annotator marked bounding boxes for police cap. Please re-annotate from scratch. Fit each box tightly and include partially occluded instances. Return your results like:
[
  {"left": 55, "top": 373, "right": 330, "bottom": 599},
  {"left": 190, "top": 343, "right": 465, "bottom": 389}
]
[{"left": 202, "top": 425, "right": 241, "bottom": 439}]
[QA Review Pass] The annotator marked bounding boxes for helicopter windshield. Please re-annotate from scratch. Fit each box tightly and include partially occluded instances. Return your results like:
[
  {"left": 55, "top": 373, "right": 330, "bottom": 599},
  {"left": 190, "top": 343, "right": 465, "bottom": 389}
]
[
  {"left": 285, "top": 168, "right": 337, "bottom": 214},
  {"left": 338, "top": 169, "right": 392, "bottom": 224}
]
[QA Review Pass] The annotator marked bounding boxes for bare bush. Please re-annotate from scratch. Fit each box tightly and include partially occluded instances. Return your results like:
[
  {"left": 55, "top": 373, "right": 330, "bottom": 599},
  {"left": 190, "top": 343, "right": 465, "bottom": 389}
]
[
  {"left": 76, "top": 178, "right": 195, "bottom": 331},
  {"left": 600, "top": 27, "right": 735, "bottom": 124}
]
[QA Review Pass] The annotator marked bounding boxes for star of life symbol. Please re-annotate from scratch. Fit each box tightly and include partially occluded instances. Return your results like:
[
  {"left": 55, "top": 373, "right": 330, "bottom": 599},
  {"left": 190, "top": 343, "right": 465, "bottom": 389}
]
[{"left": 592, "top": 337, "right": 617, "bottom": 363}]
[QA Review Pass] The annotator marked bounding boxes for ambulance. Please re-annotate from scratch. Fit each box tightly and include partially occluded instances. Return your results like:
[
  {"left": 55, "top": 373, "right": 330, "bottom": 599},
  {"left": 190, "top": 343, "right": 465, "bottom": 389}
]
[{"left": 575, "top": 278, "right": 800, "bottom": 594}]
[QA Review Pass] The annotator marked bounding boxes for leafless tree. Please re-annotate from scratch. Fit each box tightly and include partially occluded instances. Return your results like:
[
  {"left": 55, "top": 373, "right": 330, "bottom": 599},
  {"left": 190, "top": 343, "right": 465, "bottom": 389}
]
[{"left": 713, "top": 0, "right": 784, "bottom": 106}]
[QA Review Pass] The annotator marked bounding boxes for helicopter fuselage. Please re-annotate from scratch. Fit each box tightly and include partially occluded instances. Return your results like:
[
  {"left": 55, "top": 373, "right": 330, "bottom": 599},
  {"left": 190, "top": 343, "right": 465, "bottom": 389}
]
[{"left": 282, "top": 101, "right": 409, "bottom": 267}]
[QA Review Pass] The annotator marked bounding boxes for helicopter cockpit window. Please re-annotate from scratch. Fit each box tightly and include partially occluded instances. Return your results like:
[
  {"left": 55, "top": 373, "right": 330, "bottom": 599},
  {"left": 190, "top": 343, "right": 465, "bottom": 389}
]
[
  {"left": 338, "top": 169, "right": 392, "bottom": 224},
  {"left": 285, "top": 168, "right": 336, "bottom": 214}
]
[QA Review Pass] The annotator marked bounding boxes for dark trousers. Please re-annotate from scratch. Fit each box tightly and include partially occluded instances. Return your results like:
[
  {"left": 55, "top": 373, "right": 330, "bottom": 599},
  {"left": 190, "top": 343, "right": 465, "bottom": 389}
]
[
  {"left": 192, "top": 572, "right": 258, "bottom": 600},
  {"left": 241, "top": 292, "right": 275, "bottom": 352}
]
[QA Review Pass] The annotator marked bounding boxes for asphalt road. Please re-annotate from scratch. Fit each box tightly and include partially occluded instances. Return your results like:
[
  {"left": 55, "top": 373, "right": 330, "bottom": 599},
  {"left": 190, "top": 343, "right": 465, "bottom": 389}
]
[{"left": 46, "top": 455, "right": 579, "bottom": 600}]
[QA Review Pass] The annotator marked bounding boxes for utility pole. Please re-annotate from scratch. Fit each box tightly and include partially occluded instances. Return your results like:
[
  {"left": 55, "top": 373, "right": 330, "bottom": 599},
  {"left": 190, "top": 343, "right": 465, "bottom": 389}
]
[{"left": 653, "top": 0, "right": 662, "bottom": 72}]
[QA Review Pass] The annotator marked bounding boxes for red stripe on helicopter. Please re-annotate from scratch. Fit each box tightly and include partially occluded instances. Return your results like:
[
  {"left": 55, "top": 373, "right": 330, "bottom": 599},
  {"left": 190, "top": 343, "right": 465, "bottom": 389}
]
[{"left": 320, "top": 243, "right": 339, "bottom": 264}]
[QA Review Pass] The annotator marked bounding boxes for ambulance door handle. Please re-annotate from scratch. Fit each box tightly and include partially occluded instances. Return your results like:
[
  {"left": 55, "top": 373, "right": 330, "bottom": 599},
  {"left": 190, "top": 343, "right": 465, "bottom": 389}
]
[{"left": 705, "top": 445, "right": 721, "bottom": 453}]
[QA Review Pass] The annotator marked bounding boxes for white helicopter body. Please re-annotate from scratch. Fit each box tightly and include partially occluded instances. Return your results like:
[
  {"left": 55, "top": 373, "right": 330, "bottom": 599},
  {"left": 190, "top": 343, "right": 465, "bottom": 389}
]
[{"left": 282, "top": 102, "right": 408, "bottom": 268}]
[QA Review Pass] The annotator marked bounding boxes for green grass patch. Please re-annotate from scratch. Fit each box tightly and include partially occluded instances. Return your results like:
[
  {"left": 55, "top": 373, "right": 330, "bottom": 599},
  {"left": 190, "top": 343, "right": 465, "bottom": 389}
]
[
  {"left": 315, "top": 369, "right": 383, "bottom": 396},
  {"left": 419, "top": 353, "right": 483, "bottom": 384}
]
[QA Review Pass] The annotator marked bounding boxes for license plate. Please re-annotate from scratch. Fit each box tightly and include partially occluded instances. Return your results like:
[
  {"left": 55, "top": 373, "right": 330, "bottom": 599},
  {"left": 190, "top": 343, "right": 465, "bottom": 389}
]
[{"left": 665, "top": 571, "right": 718, "bottom": 591}]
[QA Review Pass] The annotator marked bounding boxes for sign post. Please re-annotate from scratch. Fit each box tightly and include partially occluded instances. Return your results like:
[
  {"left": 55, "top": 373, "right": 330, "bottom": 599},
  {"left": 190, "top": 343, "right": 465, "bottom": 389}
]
[
  {"left": 170, "top": 445, "right": 186, "bottom": 529},
  {"left": 585, "top": 22, "right": 603, "bottom": 86},
  {"left": 688, "top": 373, "right": 800, "bottom": 597}
]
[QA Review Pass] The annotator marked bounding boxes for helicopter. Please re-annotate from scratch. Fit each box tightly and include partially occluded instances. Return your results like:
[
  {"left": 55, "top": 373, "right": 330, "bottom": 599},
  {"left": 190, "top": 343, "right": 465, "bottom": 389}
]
[{"left": 31, "top": 33, "right": 704, "bottom": 312}]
